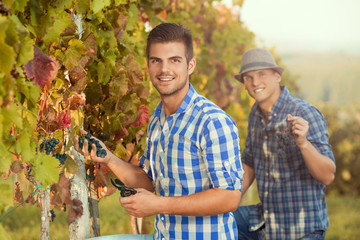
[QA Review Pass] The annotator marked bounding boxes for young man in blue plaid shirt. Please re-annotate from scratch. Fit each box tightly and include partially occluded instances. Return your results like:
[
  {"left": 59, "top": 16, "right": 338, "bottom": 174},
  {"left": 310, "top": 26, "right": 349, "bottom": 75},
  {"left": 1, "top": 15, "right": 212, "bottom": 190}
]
[
  {"left": 74, "top": 23, "right": 244, "bottom": 240},
  {"left": 233, "top": 48, "right": 336, "bottom": 240}
]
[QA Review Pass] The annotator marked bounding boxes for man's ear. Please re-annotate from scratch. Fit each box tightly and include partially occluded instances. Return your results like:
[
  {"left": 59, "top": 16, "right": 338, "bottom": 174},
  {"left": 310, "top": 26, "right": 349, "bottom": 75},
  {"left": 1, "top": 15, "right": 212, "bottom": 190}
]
[
  {"left": 274, "top": 71, "right": 281, "bottom": 83},
  {"left": 188, "top": 58, "right": 196, "bottom": 75}
]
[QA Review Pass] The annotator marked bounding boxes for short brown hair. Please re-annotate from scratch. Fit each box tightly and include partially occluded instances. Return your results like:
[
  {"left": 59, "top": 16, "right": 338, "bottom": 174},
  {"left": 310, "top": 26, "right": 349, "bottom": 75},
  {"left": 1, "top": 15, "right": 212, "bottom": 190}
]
[{"left": 146, "top": 23, "right": 194, "bottom": 64}]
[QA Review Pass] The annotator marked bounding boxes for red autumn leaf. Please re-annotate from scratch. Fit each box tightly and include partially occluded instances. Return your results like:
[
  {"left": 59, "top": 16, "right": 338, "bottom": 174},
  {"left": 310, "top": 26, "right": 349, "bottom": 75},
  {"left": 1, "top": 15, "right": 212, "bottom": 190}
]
[
  {"left": 67, "top": 198, "right": 83, "bottom": 225},
  {"left": 133, "top": 105, "right": 149, "bottom": 127},
  {"left": 13, "top": 182, "right": 24, "bottom": 204},
  {"left": 68, "top": 93, "right": 86, "bottom": 110},
  {"left": 50, "top": 174, "right": 71, "bottom": 208},
  {"left": 24, "top": 46, "right": 60, "bottom": 88},
  {"left": 57, "top": 109, "right": 71, "bottom": 128}
]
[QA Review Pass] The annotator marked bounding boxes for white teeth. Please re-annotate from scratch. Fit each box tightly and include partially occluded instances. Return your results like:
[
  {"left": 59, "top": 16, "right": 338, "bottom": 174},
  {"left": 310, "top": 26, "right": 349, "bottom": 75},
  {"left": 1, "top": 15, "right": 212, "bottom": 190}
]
[
  {"left": 159, "top": 77, "right": 173, "bottom": 81},
  {"left": 255, "top": 88, "right": 263, "bottom": 93}
]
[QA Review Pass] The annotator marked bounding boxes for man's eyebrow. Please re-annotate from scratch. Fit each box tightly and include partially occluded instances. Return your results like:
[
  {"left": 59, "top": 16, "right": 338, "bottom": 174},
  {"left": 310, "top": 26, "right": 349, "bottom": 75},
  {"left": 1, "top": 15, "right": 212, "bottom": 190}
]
[
  {"left": 149, "top": 56, "right": 161, "bottom": 60},
  {"left": 169, "top": 55, "right": 183, "bottom": 59}
]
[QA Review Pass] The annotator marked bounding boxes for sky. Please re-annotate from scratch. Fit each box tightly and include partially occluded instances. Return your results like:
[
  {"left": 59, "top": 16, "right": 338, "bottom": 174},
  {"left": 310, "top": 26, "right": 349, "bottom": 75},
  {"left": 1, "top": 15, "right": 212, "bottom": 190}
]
[{"left": 226, "top": 0, "right": 360, "bottom": 54}]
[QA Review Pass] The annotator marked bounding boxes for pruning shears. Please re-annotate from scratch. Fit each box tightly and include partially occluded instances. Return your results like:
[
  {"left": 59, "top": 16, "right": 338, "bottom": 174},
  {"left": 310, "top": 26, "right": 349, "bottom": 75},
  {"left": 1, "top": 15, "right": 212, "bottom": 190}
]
[{"left": 111, "top": 178, "right": 137, "bottom": 197}]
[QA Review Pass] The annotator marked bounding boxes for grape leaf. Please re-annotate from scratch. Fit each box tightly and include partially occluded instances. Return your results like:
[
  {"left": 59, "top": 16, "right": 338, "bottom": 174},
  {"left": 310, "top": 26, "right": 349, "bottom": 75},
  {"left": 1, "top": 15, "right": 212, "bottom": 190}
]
[
  {"left": 63, "top": 39, "right": 88, "bottom": 71},
  {"left": 124, "top": 55, "right": 144, "bottom": 86},
  {"left": 133, "top": 105, "right": 149, "bottom": 127},
  {"left": 43, "top": 14, "right": 72, "bottom": 45},
  {"left": 0, "top": 142, "right": 12, "bottom": 174},
  {"left": 18, "top": 131, "right": 36, "bottom": 163},
  {"left": 0, "top": 16, "right": 16, "bottom": 75},
  {"left": 23, "top": 46, "right": 60, "bottom": 88},
  {"left": 57, "top": 109, "right": 72, "bottom": 129},
  {"left": 33, "top": 153, "right": 59, "bottom": 187},
  {"left": 91, "top": 0, "right": 111, "bottom": 14},
  {"left": 50, "top": 173, "right": 71, "bottom": 208},
  {"left": 2, "top": 103, "right": 23, "bottom": 130},
  {"left": 0, "top": 179, "right": 13, "bottom": 206},
  {"left": 67, "top": 198, "right": 83, "bottom": 225},
  {"left": 13, "top": 182, "right": 24, "bottom": 204}
]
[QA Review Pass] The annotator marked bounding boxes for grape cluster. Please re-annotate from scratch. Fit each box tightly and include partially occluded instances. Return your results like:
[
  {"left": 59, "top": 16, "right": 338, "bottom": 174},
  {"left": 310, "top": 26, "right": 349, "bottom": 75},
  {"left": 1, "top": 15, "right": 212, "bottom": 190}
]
[
  {"left": 54, "top": 153, "right": 67, "bottom": 165},
  {"left": 78, "top": 133, "right": 107, "bottom": 158},
  {"left": 277, "top": 131, "right": 291, "bottom": 152},
  {"left": 40, "top": 138, "right": 60, "bottom": 155},
  {"left": 49, "top": 209, "right": 56, "bottom": 222},
  {"left": 40, "top": 138, "right": 67, "bottom": 165}
]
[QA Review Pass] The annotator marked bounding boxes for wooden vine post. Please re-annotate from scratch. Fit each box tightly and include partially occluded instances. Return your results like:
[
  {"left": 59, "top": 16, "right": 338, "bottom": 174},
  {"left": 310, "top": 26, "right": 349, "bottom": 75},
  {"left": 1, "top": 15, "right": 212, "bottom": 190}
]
[
  {"left": 40, "top": 188, "right": 50, "bottom": 240},
  {"left": 69, "top": 146, "right": 91, "bottom": 239}
]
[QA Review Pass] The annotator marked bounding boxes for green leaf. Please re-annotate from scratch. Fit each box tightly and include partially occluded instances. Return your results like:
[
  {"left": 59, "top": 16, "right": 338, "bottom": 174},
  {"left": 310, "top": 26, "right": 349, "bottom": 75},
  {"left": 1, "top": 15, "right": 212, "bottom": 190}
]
[
  {"left": 16, "top": 77, "right": 41, "bottom": 106},
  {"left": 17, "top": 36, "right": 34, "bottom": 66},
  {"left": 63, "top": 39, "right": 88, "bottom": 71},
  {"left": 43, "top": 15, "right": 72, "bottom": 45},
  {"left": 0, "top": 16, "right": 16, "bottom": 75},
  {"left": 0, "top": 142, "right": 12, "bottom": 173},
  {"left": 126, "top": 3, "right": 139, "bottom": 31},
  {"left": 77, "top": 0, "right": 90, "bottom": 14},
  {"left": 2, "top": 103, "right": 23, "bottom": 130},
  {"left": 91, "top": 0, "right": 111, "bottom": 14},
  {"left": 0, "top": 178, "right": 14, "bottom": 207},
  {"left": 114, "top": 0, "right": 127, "bottom": 5},
  {"left": 64, "top": 155, "right": 78, "bottom": 175},
  {"left": 33, "top": 153, "right": 60, "bottom": 187},
  {"left": 97, "top": 61, "right": 105, "bottom": 83},
  {"left": 18, "top": 131, "right": 36, "bottom": 163}
]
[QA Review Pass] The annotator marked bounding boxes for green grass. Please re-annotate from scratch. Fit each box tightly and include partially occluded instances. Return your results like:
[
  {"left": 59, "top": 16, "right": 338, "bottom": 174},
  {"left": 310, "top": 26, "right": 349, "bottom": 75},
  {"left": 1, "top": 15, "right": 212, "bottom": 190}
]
[{"left": 0, "top": 194, "right": 358, "bottom": 239}]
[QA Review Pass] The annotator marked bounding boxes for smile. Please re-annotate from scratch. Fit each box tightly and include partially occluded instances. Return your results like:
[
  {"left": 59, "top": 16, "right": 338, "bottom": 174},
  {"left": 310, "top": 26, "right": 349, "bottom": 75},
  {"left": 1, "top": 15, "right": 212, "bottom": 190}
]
[
  {"left": 254, "top": 88, "right": 264, "bottom": 93},
  {"left": 158, "top": 76, "right": 175, "bottom": 81}
]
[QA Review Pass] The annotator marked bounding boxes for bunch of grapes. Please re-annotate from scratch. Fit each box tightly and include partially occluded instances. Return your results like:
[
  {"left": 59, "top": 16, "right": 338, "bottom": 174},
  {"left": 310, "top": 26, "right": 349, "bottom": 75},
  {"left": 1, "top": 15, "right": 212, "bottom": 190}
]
[
  {"left": 54, "top": 153, "right": 67, "bottom": 165},
  {"left": 40, "top": 138, "right": 67, "bottom": 165},
  {"left": 49, "top": 209, "right": 56, "bottom": 222},
  {"left": 78, "top": 133, "right": 107, "bottom": 158},
  {"left": 40, "top": 138, "right": 60, "bottom": 155}
]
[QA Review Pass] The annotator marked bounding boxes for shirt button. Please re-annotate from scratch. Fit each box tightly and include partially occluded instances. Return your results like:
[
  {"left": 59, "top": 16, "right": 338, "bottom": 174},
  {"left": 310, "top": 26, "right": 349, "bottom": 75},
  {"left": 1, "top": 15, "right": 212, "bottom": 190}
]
[
  {"left": 264, "top": 191, "right": 268, "bottom": 196},
  {"left": 224, "top": 162, "right": 230, "bottom": 167},
  {"left": 265, "top": 173, "right": 269, "bottom": 176},
  {"left": 251, "top": 226, "right": 256, "bottom": 230},
  {"left": 265, "top": 210, "right": 269, "bottom": 214},
  {"left": 161, "top": 217, "right": 164, "bottom": 221},
  {"left": 264, "top": 136, "right": 268, "bottom": 139}
]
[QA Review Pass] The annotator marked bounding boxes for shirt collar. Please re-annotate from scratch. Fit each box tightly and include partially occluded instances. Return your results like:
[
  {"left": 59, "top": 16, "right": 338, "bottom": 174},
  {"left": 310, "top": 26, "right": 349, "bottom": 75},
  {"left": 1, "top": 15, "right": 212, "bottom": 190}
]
[
  {"left": 254, "top": 86, "right": 289, "bottom": 118},
  {"left": 270, "top": 86, "right": 289, "bottom": 115},
  {"left": 153, "top": 84, "right": 196, "bottom": 119}
]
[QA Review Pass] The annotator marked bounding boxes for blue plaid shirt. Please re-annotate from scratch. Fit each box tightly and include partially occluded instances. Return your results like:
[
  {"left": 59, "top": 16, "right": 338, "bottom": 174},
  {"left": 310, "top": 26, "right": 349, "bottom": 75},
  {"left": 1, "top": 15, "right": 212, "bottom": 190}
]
[
  {"left": 139, "top": 84, "right": 243, "bottom": 240},
  {"left": 242, "top": 86, "right": 335, "bottom": 239}
]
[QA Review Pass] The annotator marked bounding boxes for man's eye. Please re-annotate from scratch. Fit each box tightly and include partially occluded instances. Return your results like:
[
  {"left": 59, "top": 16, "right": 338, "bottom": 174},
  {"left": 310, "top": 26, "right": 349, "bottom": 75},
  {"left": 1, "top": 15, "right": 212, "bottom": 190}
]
[
  {"left": 244, "top": 76, "right": 251, "bottom": 81},
  {"left": 151, "top": 59, "right": 160, "bottom": 63},
  {"left": 171, "top": 58, "right": 180, "bottom": 63}
]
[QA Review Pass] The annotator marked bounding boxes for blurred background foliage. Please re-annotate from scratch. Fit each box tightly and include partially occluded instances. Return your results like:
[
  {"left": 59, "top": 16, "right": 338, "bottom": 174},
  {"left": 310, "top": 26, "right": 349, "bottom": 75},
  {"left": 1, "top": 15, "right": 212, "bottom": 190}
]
[{"left": 0, "top": 0, "right": 359, "bottom": 239}]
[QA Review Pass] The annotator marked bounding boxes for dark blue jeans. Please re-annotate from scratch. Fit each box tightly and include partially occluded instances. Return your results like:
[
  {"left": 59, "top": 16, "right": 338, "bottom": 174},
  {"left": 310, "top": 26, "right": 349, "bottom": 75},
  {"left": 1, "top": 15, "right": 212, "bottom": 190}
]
[
  {"left": 233, "top": 205, "right": 325, "bottom": 240},
  {"left": 233, "top": 205, "right": 265, "bottom": 240}
]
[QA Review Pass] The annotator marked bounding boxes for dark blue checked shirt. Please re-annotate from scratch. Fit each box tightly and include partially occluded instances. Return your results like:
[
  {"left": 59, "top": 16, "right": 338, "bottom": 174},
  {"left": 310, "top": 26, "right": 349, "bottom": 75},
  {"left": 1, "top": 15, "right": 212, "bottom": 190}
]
[
  {"left": 139, "top": 84, "right": 243, "bottom": 240},
  {"left": 242, "top": 86, "right": 335, "bottom": 239}
]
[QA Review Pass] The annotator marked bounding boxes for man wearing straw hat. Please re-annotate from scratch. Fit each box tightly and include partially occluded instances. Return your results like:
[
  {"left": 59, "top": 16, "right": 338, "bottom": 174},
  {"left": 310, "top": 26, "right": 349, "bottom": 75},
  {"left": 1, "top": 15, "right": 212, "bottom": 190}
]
[{"left": 232, "top": 48, "right": 336, "bottom": 239}]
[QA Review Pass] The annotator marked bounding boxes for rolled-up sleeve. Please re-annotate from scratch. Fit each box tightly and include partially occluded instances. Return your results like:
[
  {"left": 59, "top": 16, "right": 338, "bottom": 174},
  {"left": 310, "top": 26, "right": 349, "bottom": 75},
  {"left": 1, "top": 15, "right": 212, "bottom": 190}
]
[{"left": 202, "top": 116, "right": 244, "bottom": 191}]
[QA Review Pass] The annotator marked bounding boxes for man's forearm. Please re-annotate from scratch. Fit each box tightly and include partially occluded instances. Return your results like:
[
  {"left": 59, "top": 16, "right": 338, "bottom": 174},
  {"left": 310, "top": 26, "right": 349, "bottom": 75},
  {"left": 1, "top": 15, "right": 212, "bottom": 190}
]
[
  {"left": 106, "top": 152, "right": 154, "bottom": 192},
  {"left": 156, "top": 188, "right": 241, "bottom": 216},
  {"left": 299, "top": 139, "right": 336, "bottom": 185}
]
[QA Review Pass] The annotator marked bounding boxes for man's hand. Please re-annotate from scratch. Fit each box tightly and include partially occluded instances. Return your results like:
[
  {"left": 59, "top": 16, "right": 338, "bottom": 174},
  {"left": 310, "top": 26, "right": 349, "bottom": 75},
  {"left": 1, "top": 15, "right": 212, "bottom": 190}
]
[
  {"left": 287, "top": 114, "right": 309, "bottom": 148},
  {"left": 72, "top": 129, "right": 111, "bottom": 165},
  {"left": 120, "top": 188, "right": 159, "bottom": 218}
]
